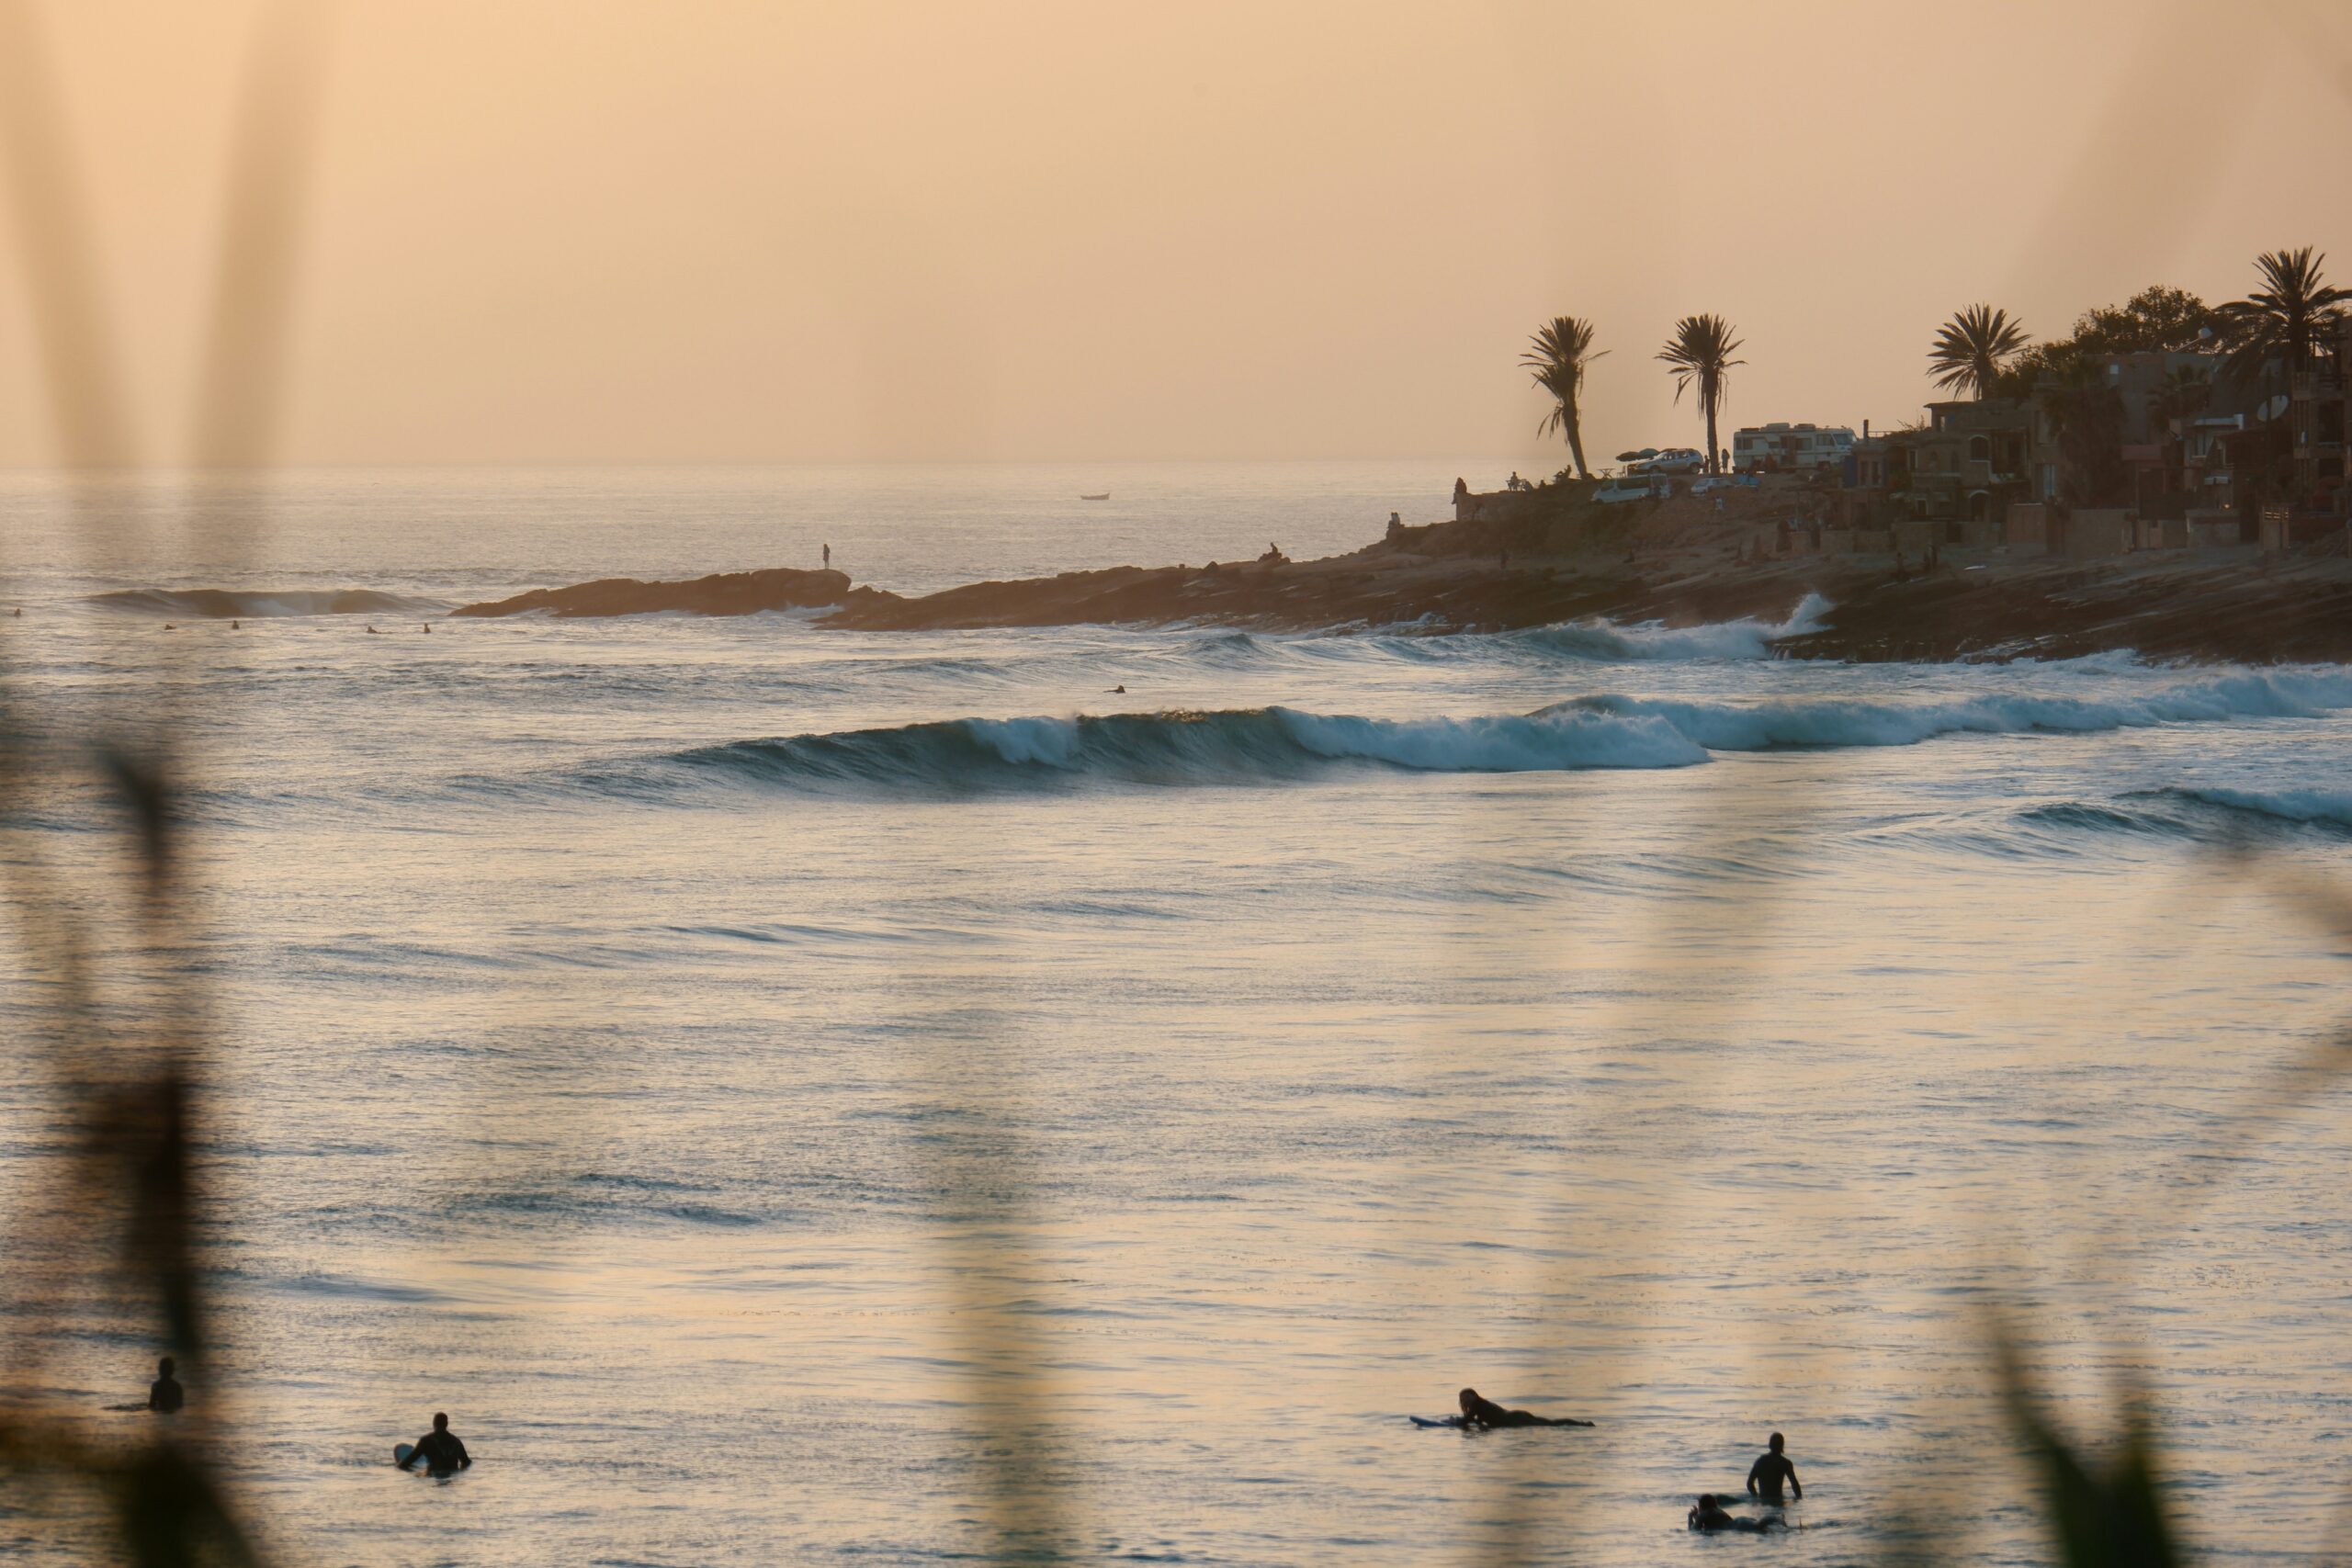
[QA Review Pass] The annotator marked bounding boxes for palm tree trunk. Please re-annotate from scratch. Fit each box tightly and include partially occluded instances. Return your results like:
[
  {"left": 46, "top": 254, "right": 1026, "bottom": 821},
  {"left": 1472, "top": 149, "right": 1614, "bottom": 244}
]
[
  {"left": 1566, "top": 406, "right": 1590, "bottom": 480},
  {"left": 1702, "top": 378, "right": 1720, "bottom": 475}
]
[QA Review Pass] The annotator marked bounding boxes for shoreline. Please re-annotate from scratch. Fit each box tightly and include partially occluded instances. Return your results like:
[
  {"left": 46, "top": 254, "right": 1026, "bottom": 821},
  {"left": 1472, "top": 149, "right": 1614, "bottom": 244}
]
[{"left": 448, "top": 505, "right": 2352, "bottom": 665}]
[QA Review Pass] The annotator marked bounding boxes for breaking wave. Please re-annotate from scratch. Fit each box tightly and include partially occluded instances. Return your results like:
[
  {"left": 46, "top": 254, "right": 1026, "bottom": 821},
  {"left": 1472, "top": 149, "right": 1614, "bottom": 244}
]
[
  {"left": 89, "top": 587, "right": 437, "bottom": 618},
  {"left": 1170, "top": 596, "right": 1832, "bottom": 671},
  {"left": 1540, "top": 667, "right": 2352, "bottom": 751},
  {"left": 587, "top": 667, "right": 2352, "bottom": 799},
  {"left": 2132, "top": 784, "right": 2352, "bottom": 834},
  {"left": 1503, "top": 592, "right": 1832, "bottom": 662},
  {"left": 631, "top": 706, "right": 1710, "bottom": 795}
]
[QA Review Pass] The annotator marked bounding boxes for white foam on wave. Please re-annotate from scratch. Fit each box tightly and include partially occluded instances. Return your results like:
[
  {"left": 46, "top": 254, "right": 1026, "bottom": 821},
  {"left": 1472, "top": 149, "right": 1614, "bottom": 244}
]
[
  {"left": 1582, "top": 591, "right": 1834, "bottom": 660},
  {"left": 1272, "top": 706, "right": 1708, "bottom": 772},
  {"left": 955, "top": 705, "right": 1709, "bottom": 774},
  {"left": 626, "top": 665, "right": 2352, "bottom": 799},
  {"left": 1376, "top": 592, "right": 1836, "bottom": 665},
  {"left": 1553, "top": 667, "right": 2352, "bottom": 752}
]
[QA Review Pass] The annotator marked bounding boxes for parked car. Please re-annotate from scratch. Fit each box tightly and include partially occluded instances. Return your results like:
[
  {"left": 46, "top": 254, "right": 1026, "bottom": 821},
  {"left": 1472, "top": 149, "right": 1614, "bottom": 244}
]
[
  {"left": 1592, "top": 476, "right": 1667, "bottom": 504},
  {"left": 1638, "top": 446, "right": 1706, "bottom": 475}
]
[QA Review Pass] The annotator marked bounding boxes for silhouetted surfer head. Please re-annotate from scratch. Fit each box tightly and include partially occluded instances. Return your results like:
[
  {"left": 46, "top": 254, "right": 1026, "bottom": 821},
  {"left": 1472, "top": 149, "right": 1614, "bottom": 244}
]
[
  {"left": 149, "top": 1356, "right": 183, "bottom": 1413},
  {"left": 1458, "top": 1388, "right": 1510, "bottom": 1425}
]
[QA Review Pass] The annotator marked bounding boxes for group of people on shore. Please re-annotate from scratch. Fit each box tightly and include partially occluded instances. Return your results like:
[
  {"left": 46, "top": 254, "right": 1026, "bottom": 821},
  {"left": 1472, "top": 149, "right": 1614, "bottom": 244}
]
[{"left": 1453, "top": 1389, "right": 1803, "bottom": 1534}]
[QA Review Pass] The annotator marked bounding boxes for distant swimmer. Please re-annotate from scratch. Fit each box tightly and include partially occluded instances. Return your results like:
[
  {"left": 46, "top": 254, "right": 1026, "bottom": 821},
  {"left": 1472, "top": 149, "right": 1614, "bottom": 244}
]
[
  {"left": 366, "top": 625, "right": 379, "bottom": 634},
  {"left": 231, "top": 619, "right": 240, "bottom": 630},
  {"left": 1689, "top": 1494, "right": 1778, "bottom": 1532},
  {"left": 1457, "top": 1387, "right": 1593, "bottom": 1428},
  {"left": 1747, "top": 1431, "right": 1802, "bottom": 1502},
  {"left": 397, "top": 1412, "right": 471, "bottom": 1473},
  {"left": 164, "top": 623, "right": 176, "bottom": 631},
  {"left": 1108, "top": 684, "right": 1125, "bottom": 694},
  {"left": 148, "top": 1356, "right": 184, "bottom": 1413},
  {"left": 422, "top": 623, "right": 431, "bottom": 634}
]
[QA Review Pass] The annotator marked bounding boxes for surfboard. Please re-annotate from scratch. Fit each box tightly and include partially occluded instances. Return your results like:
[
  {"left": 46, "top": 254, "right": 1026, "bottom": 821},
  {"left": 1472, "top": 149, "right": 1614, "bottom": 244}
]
[
  {"left": 394, "top": 1443, "right": 414, "bottom": 1467},
  {"left": 1410, "top": 1416, "right": 1469, "bottom": 1428}
]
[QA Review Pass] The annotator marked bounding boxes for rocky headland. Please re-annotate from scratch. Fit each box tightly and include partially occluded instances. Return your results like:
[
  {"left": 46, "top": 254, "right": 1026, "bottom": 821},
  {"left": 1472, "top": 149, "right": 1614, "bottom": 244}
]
[
  {"left": 451, "top": 568, "right": 852, "bottom": 619},
  {"left": 448, "top": 489, "right": 2352, "bottom": 663}
]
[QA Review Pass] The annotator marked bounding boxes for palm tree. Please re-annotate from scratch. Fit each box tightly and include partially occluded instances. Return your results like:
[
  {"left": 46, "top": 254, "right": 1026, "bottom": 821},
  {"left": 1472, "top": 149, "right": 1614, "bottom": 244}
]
[
  {"left": 2214, "top": 247, "right": 2348, "bottom": 385},
  {"left": 1655, "top": 314, "right": 1743, "bottom": 474},
  {"left": 1928, "top": 305, "right": 2030, "bottom": 400},
  {"left": 1521, "top": 316, "right": 1605, "bottom": 479},
  {"left": 2144, "top": 363, "right": 2210, "bottom": 434}
]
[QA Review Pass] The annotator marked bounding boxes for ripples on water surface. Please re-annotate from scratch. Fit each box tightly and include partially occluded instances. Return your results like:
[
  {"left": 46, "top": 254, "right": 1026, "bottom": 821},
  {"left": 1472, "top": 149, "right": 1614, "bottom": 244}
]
[{"left": 2, "top": 467, "right": 2350, "bottom": 1566}]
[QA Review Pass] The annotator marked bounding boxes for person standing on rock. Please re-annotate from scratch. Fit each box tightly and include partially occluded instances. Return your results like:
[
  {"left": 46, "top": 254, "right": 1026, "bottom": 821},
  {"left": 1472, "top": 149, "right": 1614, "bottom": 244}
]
[{"left": 822, "top": 542, "right": 831, "bottom": 569}]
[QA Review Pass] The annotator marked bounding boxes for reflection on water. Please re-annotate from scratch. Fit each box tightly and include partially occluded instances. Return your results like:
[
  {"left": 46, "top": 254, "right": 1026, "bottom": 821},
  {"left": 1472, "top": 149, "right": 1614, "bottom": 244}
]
[{"left": 2, "top": 470, "right": 2349, "bottom": 1564}]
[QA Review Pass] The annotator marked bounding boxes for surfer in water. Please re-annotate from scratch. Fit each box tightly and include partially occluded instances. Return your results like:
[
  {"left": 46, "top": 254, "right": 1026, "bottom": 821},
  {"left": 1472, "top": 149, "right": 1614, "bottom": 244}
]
[
  {"left": 398, "top": 1412, "right": 471, "bottom": 1473},
  {"left": 1747, "top": 1430, "right": 1802, "bottom": 1502},
  {"left": 1457, "top": 1388, "right": 1592, "bottom": 1428},
  {"left": 1689, "top": 1494, "right": 1779, "bottom": 1532},
  {"left": 148, "top": 1357, "right": 184, "bottom": 1413}
]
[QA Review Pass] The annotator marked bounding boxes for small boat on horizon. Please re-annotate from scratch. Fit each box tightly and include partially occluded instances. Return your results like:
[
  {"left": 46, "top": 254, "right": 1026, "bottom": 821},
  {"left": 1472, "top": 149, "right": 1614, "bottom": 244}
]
[{"left": 1079, "top": 492, "right": 1110, "bottom": 501}]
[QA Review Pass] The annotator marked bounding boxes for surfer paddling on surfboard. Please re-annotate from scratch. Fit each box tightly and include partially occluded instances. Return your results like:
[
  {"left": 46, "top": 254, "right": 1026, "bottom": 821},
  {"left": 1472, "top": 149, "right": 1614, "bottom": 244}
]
[
  {"left": 1456, "top": 1387, "right": 1593, "bottom": 1428},
  {"left": 1689, "top": 1494, "right": 1781, "bottom": 1532},
  {"left": 396, "top": 1412, "right": 471, "bottom": 1474}
]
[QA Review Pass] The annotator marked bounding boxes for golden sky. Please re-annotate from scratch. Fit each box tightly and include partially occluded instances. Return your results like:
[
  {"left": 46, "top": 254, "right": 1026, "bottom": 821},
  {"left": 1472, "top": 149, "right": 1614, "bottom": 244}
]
[{"left": 3, "top": 0, "right": 2348, "bottom": 468}]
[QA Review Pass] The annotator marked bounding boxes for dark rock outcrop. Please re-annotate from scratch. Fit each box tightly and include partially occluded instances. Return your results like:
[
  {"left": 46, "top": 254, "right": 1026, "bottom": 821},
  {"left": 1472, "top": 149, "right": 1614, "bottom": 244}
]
[
  {"left": 452, "top": 568, "right": 851, "bottom": 619},
  {"left": 446, "top": 512, "right": 2352, "bottom": 663}
]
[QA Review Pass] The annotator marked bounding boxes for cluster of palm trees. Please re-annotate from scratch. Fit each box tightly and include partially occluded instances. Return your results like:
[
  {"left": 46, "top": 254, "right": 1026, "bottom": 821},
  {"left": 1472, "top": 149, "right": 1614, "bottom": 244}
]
[
  {"left": 1520, "top": 313, "right": 1744, "bottom": 479},
  {"left": 1927, "top": 248, "right": 2347, "bottom": 401},
  {"left": 1520, "top": 249, "right": 2345, "bottom": 487}
]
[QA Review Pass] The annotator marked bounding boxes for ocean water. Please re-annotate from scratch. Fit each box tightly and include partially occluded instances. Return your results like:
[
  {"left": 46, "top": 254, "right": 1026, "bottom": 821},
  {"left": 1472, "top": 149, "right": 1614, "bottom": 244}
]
[{"left": 3, "top": 464, "right": 2351, "bottom": 1567}]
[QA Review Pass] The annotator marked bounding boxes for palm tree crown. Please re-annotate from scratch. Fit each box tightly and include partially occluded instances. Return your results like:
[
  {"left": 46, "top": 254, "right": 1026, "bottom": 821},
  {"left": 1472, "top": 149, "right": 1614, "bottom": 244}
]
[
  {"left": 1656, "top": 314, "right": 1743, "bottom": 474},
  {"left": 1928, "top": 305, "right": 2030, "bottom": 400},
  {"left": 2214, "top": 247, "right": 2348, "bottom": 385},
  {"left": 1521, "top": 316, "right": 1606, "bottom": 479}
]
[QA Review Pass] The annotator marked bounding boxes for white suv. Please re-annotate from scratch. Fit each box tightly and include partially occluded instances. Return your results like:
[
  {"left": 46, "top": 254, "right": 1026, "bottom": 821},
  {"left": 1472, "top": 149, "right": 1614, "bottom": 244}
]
[{"left": 1635, "top": 446, "right": 1706, "bottom": 475}]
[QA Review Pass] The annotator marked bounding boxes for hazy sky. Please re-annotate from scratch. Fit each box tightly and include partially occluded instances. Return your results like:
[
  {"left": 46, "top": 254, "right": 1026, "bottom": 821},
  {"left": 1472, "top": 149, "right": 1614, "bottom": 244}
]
[{"left": 4, "top": 0, "right": 2349, "bottom": 469}]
